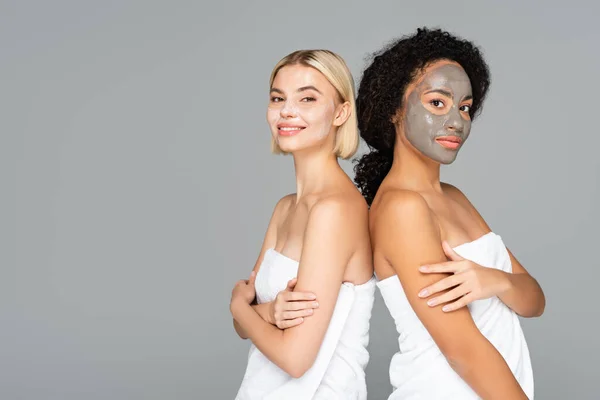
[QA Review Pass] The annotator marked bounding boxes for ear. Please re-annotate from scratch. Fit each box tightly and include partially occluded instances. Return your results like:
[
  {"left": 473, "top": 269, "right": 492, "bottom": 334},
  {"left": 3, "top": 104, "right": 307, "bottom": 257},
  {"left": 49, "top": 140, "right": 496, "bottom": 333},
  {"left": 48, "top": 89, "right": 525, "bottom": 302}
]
[
  {"left": 390, "top": 109, "right": 402, "bottom": 125},
  {"left": 333, "top": 101, "right": 351, "bottom": 127}
]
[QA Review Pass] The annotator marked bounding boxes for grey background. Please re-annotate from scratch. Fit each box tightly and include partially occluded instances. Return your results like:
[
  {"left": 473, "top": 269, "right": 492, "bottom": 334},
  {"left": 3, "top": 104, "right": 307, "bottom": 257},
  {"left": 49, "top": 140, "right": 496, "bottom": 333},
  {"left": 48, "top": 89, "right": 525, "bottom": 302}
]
[{"left": 3, "top": 1, "right": 599, "bottom": 399}]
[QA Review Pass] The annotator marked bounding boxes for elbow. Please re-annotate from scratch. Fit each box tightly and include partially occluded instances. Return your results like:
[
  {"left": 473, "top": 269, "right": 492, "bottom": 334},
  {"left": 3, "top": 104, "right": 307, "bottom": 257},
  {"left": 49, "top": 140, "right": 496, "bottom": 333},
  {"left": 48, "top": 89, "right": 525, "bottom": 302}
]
[
  {"left": 518, "top": 294, "right": 546, "bottom": 318},
  {"left": 524, "top": 301, "right": 545, "bottom": 318},
  {"left": 232, "top": 319, "right": 249, "bottom": 340},
  {"left": 531, "top": 299, "right": 546, "bottom": 318},
  {"left": 278, "top": 332, "right": 319, "bottom": 378},
  {"left": 536, "top": 293, "right": 546, "bottom": 317},
  {"left": 522, "top": 278, "right": 546, "bottom": 318},
  {"left": 439, "top": 341, "right": 479, "bottom": 376},
  {"left": 285, "top": 363, "right": 311, "bottom": 379},
  {"left": 444, "top": 353, "right": 475, "bottom": 377},
  {"left": 281, "top": 351, "right": 317, "bottom": 379}
]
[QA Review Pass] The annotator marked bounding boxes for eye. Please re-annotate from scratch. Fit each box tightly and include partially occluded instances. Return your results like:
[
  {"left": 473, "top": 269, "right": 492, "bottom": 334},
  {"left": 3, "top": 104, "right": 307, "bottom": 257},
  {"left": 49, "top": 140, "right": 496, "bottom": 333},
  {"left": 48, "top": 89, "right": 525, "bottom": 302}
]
[
  {"left": 301, "top": 97, "right": 316, "bottom": 102},
  {"left": 270, "top": 96, "right": 284, "bottom": 103},
  {"left": 460, "top": 104, "right": 471, "bottom": 113},
  {"left": 430, "top": 99, "right": 445, "bottom": 108}
]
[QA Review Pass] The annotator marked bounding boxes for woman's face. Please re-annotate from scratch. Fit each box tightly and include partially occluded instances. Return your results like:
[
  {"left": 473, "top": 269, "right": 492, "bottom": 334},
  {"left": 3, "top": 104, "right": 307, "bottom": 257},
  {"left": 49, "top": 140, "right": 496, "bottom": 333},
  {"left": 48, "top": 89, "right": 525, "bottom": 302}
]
[
  {"left": 267, "top": 65, "right": 349, "bottom": 154},
  {"left": 398, "top": 60, "right": 473, "bottom": 164}
]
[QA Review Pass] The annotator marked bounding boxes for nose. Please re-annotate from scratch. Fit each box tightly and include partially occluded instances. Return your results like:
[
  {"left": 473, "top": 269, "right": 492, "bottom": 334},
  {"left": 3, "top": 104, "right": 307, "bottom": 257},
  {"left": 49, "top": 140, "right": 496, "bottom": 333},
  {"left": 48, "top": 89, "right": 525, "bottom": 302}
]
[
  {"left": 445, "top": 107, "right": 464, "bottom": 134},
  {"left": 280, "top": 101, "right": 297, "bottom": 118}
]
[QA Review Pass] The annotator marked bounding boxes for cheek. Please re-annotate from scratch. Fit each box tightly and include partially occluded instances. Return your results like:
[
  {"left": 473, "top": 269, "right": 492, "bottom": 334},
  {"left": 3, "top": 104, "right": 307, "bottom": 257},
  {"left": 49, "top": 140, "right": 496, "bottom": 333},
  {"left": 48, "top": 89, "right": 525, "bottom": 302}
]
[
  {"left": 463, "top": 120, "right": 472, "bottom": 136},
  {"left": 304, "top": 103, "right": 331, "bottom": 122},
  {"left": 405, "top": 103, "right": 436, "bottom": 132},
  {"left": 266, "top": 107, "right": 279, "bottom": 125},
  {"left": 301, "top": 102, "right": 335, "bottom": 130},
  {"left": 424, "top": 114, "right": 435, "bottom": 127}
]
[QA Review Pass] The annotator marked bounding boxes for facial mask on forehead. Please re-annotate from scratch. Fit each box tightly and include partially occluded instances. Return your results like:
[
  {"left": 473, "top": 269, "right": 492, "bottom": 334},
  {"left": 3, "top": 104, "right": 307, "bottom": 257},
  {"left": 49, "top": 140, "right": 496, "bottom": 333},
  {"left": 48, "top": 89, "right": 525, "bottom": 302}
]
[{"left": 403, "top": 64, "right": 473, "bottom": 164}]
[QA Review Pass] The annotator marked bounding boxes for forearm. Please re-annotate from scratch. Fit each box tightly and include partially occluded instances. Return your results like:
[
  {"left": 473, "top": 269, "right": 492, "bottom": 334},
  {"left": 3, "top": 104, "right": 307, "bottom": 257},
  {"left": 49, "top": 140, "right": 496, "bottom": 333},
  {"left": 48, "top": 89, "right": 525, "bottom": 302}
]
[
  {"left": 447, "top": 339, "right": 528, "bottom": 399},
  {"left": 498, "top": 271, "right": 545, "bottom": 317},
  {"left": 233, "top": 302, "right": 274, "bottom": 339},
  {"left": 231, "top": 299, "right": 298, "bottom": 375}
]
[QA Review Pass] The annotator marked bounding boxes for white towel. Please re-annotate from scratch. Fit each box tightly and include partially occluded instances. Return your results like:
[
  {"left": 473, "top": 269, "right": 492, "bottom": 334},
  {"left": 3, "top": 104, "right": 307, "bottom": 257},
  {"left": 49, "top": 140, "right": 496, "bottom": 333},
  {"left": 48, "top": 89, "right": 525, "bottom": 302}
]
[
  {"left": 236, "top": 249, "right": 375, "bottom": 400},
  {"left": 377, "top": 232, "right": 534, "bottom": 399}
]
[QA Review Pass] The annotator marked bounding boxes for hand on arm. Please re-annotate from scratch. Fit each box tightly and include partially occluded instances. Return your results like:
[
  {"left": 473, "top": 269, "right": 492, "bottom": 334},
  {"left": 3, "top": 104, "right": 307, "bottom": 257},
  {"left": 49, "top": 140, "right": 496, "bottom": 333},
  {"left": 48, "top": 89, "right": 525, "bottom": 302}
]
[
  {"left": 420, "top": 184, "right": 545, "bottom": 317},
  {"left": 417, "top": 243, "right": 545, "bottom": 317},
  {"left": 417, "top": 241, "right": 512, "bottom": 312},
  {"left": 268, "top": 278, "right": 319, "bottom": 329},
  {"left": 377, "top": 191, "right": 527, "bottom": 399},
  {"left": 235, "top": 278, "right": 318, "bottom": 337}
]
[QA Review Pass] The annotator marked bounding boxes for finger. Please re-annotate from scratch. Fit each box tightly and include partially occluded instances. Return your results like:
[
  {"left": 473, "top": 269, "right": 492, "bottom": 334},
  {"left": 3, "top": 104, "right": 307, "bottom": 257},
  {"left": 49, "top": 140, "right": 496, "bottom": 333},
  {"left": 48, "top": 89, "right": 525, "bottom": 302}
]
[
  {"left": 419, "top": 261, "right": 457, "bottom": 274},
  {"left": 283, "top": 291, "right": 317, "bottom": 301},
  {"left": 426, "top": 286, "right": 470, "bottom": 307},
  {"left": 279, "top": 318, "right": 304, "bottom": 329},
  {"left": 442, "top": 241, "right": 465, "bottom": 261},
  {"left": 442, "top": 293, "right": 476, "bottom": 312},
  {"left": 286, "top": 278, "right": 297, "bottom": 290},
  {"left": 283, "top": 309, "right": 314, "bottom": 320},
  {"left": 248, "top": 271, "right": 257, "bottom": 285},
  {"left": 285, "top": 300, "right": 320, "bottom": 311},
  {"left": 418, "top": 275, "right": 464, "bottom": 298}
]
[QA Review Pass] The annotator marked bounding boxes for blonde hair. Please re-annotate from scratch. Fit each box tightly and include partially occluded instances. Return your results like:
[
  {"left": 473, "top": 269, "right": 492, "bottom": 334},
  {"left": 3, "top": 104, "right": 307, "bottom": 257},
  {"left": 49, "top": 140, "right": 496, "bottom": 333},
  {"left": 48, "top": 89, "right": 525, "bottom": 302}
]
[{"left": 269, "top": 50, "right": 358, "bottom": 159}]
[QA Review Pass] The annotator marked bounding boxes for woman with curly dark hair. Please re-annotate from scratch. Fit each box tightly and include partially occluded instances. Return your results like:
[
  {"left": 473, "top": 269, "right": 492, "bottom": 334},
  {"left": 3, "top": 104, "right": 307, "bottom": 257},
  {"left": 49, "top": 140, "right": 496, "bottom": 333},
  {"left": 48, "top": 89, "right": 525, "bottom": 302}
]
[
  {"left": 230, "top": 49, "right": 375, "bottom": 399},
  {"left": 354, "top": 28, "right": 545, "bottom": 399}
]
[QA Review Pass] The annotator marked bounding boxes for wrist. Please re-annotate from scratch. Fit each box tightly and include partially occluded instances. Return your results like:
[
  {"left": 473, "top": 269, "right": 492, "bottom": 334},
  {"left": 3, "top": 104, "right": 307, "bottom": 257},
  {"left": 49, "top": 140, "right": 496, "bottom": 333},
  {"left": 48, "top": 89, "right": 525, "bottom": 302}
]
[
  {"left": 265, "top": 302, "right": 275, "bottom": 325},
  {"left": 253, "top": 302, "right": 273, "bottom": 324},
  {"left": 497, "top": 270, "right": 513, "bottom": 294}
]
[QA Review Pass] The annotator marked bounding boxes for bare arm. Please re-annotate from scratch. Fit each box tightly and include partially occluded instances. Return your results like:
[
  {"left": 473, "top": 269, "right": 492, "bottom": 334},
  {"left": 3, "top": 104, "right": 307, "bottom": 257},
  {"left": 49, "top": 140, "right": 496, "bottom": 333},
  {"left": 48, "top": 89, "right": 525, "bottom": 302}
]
[
  {"left": 231, "top": 198, "right": 361, "bottom": 377},
  {"left": 377, "top": 191, "right": 528, "bottom": 399},
  {"left": 445, "top": 183, "right": 545, "bottom": 317}
]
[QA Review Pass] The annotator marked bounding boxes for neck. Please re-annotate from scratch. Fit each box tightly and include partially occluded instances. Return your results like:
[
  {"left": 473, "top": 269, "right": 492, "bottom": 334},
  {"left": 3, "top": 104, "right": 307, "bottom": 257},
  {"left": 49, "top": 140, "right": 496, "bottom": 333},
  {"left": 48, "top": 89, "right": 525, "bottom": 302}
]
[
  {"left": 388, "top": 139, "right": 443, "bottom": 194},
  {"left": 292, "top": 148, "right": 340, "bottom": 200}
]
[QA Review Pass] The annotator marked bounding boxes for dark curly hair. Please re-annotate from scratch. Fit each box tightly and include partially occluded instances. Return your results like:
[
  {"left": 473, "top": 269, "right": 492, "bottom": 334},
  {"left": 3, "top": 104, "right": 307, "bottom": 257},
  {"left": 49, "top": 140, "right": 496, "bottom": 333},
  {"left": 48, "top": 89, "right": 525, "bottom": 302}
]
[{"left": 354, "top": 27, "right": 491, "bottom": 205}]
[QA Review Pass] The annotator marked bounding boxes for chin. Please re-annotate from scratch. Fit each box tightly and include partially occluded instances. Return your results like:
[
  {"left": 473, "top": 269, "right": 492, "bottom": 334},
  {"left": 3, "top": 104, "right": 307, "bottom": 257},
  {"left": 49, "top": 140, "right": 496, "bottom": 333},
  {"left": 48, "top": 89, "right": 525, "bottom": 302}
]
[
  {"left": 439, "top": 155, "right": 458, "bottom": 165},
  {"left": 277, "top": 136, "right": 324, "bottom": 154},
  {"left": 276, "top": 139, "right": 302, "bottom": 153}
]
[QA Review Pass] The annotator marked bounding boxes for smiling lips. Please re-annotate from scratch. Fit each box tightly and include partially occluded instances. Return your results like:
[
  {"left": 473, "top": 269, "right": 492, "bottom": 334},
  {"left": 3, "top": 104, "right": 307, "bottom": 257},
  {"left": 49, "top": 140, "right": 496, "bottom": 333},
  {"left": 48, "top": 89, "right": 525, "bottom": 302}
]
[
  {"left": 277, "top": 124, "right": 306, "bottom": 136},
  {"left": 435, "top": 135, "right": 462, "bottom": 150}
]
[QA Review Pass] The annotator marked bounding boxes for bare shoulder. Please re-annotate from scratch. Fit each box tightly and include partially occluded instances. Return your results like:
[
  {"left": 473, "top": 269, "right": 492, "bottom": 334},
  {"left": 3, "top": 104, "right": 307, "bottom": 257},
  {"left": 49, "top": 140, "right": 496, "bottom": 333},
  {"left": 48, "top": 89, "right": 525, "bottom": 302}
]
[
  {"left": 441, "top": 182, "right": 490, "bottom": 230},
  {"left": 271, "top": 193, "right": 296, "bottom": 218},
  {"left": 373, "top": 189, "right": 442, "bottom": 272},
  {"left": 441, "top": 182, "right": 470, "bottom": 205},
  {"left": 375, "top": 189, "right": 434, "bottom": 226},
  {"left": 309, "top": 191, "right": 368, "bottom": 227},
  {"left": 275, "top": 193, "right": 296, "bottom": 210}
]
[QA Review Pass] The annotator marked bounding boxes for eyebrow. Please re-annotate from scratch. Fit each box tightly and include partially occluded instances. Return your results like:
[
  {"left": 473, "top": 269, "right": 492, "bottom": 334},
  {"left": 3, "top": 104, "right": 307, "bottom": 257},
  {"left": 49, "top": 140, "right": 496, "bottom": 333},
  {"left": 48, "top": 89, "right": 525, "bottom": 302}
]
[
  {"left": 297, "top": 85, "right": 322, "bottom": 94},
  {"left": 270, "top": 86, "right": 323, "bottom": 95},
  {"left": 423, "top": 88, "right": 453, "bottom": 98},
  {"left": 423, "top": 89, "right": 473, "bottom": 103}
]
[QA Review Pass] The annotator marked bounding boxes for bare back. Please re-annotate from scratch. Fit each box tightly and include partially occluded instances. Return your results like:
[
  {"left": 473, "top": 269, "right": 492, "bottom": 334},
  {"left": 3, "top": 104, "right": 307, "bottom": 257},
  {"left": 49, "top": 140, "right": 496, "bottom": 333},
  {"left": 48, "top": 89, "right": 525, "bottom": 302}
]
[{"left": 270, "top": 174, "right": 373, "bottom": 285}]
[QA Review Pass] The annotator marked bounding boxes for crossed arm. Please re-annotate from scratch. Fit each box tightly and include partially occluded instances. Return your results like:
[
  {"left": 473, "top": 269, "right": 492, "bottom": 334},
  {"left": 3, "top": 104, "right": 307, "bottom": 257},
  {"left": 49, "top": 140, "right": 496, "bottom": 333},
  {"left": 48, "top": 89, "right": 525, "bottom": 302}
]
[
  {"left": 230, "top": 198, "right": 359, "bottom": 378},
  {"left": 375, "top": 190, "right": 528, "bottom": 399}
]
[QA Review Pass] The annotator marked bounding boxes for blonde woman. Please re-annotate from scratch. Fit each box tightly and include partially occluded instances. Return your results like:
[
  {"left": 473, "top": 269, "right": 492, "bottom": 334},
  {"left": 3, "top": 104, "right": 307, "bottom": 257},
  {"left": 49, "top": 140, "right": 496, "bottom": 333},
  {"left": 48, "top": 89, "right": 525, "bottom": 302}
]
[{"left": 230, "top": 50, "right": 375, "bottom": 400}]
